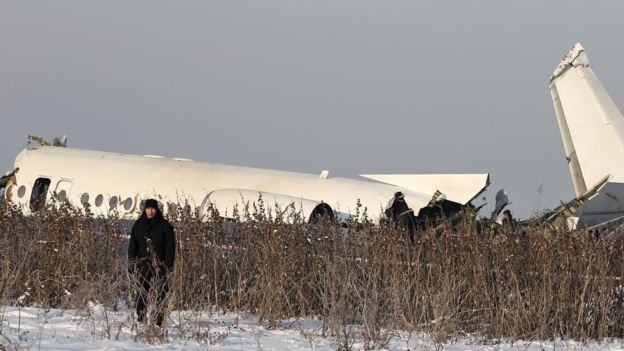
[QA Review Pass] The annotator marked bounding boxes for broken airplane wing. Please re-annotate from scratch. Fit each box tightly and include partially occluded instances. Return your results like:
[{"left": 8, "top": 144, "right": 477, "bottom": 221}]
[{"left": 360, "top": 173, "right": 489, "bottom": 205}]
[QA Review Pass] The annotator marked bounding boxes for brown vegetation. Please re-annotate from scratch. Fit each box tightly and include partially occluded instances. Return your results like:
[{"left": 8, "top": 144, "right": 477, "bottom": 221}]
[{"left": 1, "top": 199, "right": 624, "bottom": 348}]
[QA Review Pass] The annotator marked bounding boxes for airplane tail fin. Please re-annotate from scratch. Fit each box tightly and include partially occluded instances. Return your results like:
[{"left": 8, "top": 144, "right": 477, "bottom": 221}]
[
  {"left": 549, "top": 43, "right": 624, "bottom": 196},
  {"left": 490, "top": 189, "right": 509, "bottom": 221}
]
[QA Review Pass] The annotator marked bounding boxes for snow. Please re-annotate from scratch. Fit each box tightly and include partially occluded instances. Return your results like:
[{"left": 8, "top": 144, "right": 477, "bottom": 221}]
[{"left": 1, "top": 305, "right": 623, "bottom": 350}]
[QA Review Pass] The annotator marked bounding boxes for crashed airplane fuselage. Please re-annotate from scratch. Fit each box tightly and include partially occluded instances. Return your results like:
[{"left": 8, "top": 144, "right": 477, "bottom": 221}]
[{"left": 0, "top": 141, "right": 489, "bottom": 224}]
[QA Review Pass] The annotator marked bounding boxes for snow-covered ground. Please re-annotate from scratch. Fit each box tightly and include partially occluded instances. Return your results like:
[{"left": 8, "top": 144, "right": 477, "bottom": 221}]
[{"left": 1, "top": 305, "right": 623, "bottom": 350}]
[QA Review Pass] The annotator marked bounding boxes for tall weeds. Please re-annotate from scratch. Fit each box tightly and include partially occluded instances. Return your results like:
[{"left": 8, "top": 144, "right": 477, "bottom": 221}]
[{"left": 1, "top": 199, "right": 624, "bottom": 346}]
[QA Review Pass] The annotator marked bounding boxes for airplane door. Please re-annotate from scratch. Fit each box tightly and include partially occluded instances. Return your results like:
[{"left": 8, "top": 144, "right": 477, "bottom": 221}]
[
  {"left": 54, "top": 179, "right": 73, "bottom": 203},
  {"left": 30, "top": 177, "right": 51, "bottom": 211}
]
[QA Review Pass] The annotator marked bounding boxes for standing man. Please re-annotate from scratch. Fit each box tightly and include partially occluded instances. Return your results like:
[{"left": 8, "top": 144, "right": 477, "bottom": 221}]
[
  {"left": 128, "top": 199, "right": 176, "bottom": 327},
  {"left": 501, "top": 209, "right": 517, "bottom": 234}
]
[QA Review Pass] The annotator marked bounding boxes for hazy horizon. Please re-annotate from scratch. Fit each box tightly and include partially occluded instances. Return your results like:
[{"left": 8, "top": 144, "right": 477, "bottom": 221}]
[{"left": 2, "top": 1, "right": 624, "bottom": 218}]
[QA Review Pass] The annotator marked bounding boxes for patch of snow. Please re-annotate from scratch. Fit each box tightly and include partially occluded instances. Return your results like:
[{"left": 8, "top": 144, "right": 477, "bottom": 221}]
[{"left": 0, "top": 306, "right": 623, "bottom": 350}]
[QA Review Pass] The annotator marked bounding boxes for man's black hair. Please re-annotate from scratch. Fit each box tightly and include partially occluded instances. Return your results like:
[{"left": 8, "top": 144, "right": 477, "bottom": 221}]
[{"left": 139, "top": 198, "right": 163, "bottom": 222}]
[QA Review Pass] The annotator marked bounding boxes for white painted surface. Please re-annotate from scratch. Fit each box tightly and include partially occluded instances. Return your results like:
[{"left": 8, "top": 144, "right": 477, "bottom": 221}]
[
  {"left": 549, "top": 43, "right": 624, "bottom": 227},
  {"left": 360, "top": 173, "right": 489, "bottom": 205},
  {"left": 550, "top": 43, "right": 624, "bottom": 189},
  {"left": 6, "top": 146, "right": 488, "bottom": 222}
]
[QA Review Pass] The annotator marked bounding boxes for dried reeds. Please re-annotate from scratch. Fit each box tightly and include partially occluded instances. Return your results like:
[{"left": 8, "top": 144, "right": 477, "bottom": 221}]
[{"left": 1, "top": 199, "right": 623, "bottom": 346}]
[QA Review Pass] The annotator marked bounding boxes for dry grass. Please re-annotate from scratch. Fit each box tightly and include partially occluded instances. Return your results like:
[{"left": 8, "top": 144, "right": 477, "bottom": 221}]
[{"left": 1, "top": 199, "right": 624, "bottom": 348}]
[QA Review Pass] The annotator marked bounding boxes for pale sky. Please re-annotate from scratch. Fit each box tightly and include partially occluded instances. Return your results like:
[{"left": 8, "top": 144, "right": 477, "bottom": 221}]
[{"left": 2, "top": 1, "right": 624, "bottom": 218}]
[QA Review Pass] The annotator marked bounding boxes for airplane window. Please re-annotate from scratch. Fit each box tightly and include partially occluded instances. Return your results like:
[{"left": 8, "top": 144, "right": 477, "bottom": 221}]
[
  {"left": 29, "top": 178, "right": 51, "bottom": 211},
  {"left": 56, "top": 190, "right": 67, "bottom": 203},
  {"left": 95, "top": 194, "right": 103, "bottom": 207},
  {"left": 123, "top": 197, "right": 133, "bottom": 211},
  {"left": 17, "top": 185, "right": 26, "bottom": 198},
  {"left": 80, "top": 193, "right": 90, "bottom": 207},
  {"left": 109, "top": 196, "right": 118, "bottom": 209},
  {"left": 139, "top": 199, "right": 146, "bottom": 211}
]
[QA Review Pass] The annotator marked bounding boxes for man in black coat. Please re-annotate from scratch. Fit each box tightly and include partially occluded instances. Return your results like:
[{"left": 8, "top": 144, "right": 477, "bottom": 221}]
[{"left": 128, "top": 199, "right": 176, "bottom": 327}]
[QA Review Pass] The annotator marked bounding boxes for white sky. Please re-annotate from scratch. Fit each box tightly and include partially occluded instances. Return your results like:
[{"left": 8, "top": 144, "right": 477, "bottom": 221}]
[{"left": 2, "top": 1, "right": 624, "bottom": 218}]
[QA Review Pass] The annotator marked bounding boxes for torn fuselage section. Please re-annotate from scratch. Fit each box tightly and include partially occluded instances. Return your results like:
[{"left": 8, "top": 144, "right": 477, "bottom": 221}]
[
  {"left": 26, "top": 135, "right": 67, "bottom": 149},
  {"left": 0, "top": 168, "right": 19, "bottom": 200},
  {"left": 309, "top": 202, "right": 335, "bottom": 223}
]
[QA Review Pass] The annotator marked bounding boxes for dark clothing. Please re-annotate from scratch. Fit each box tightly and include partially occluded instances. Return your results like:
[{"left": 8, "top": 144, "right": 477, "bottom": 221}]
[
  {"left": 128, "top": 207, "right": 175, "bottom": 326},
  {"left": 128, "top": 211, "right": 176, "bottom": 269},
  {"left": 144, "top": 199, "right": 159, "bottom": 210},
  {"left": 385, "top": 192, "right": 417, "bottom": 244},
  {"left": 134, "top": 264, "right": 168, "bottom": 326}
]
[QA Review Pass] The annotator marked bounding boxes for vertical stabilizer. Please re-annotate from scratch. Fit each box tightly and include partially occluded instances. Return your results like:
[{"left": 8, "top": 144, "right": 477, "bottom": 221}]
[
  {"left": 549, "top": 43, "right": 624, "bottom": 192},
  {"left": 550, "top": 83, "right": 587, "bottom": 196}
]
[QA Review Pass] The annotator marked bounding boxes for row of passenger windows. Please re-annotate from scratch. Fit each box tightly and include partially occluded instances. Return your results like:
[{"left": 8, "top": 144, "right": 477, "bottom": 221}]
[
  {"left": 77, "top": 193, "right": 135, "bottom": 211},
  {"left": 16, "top": 178, "right": 147, "bottom": 212}
]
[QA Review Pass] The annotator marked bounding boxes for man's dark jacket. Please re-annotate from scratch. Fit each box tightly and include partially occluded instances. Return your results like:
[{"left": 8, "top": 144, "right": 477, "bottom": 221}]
[{"left": 128, "top": 209, "right": 176, "bottom": 269}]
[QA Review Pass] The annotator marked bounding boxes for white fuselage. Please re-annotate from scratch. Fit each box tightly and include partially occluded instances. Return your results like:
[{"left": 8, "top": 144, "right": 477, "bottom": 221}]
[{"left": 5, "top": 146, "right": 443, "bottom": 222}]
